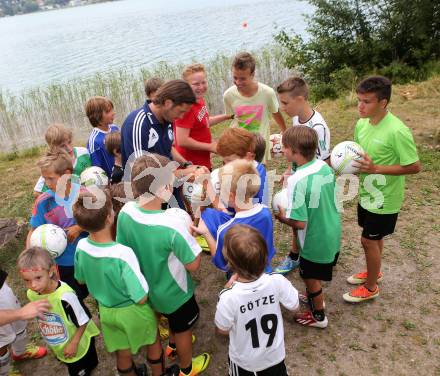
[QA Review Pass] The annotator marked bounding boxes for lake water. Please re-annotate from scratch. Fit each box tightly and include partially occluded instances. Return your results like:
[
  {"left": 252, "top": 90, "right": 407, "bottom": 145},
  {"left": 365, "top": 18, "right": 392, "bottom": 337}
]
[{"left": 0, "top": 0, "right": 313, "bottom": 93}]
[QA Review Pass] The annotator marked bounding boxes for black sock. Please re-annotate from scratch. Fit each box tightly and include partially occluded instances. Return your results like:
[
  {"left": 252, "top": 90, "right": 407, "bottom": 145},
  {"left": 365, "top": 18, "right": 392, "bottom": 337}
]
[
  {"left": 181, "top": 365, "right": 192, "bottom": 375},
  {"left": 289, "top": 252, "right": 299, "bottom": 261},
  {"left": 312, "top": 309, "right": 325, "bottom": 321},
  {"left": 168, "top": 342, "right": 176, "bottom": 350}
]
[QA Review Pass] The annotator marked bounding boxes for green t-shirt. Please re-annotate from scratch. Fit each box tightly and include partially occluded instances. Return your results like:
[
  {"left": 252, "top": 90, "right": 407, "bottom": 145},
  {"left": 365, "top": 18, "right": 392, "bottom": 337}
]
[
  {"left": 72, "top": 146, "right": 92, "bottom": 176},
  {"left": 74, "top": 238, "right": 149, "bottom": 308},
  {"left": 286, "top": 159, "right": 341, "bottom": 263},
  {"left": 116, "top": 203, "right": 202, "bottom": 314},
  {"left": 354, "top": 112, "right": 419, "bottom": 214}
]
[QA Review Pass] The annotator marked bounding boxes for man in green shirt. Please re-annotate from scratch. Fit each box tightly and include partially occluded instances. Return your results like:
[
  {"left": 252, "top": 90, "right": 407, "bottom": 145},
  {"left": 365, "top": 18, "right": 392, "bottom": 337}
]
[{"left": 343, "top": 76, "right": 421, "bottom": 303}]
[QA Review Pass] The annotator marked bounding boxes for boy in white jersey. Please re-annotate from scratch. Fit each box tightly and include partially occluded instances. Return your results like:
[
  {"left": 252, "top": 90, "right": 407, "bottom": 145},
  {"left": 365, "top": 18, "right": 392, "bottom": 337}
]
[
  {"left": 117, "top": 153, "right": 210, "bottom": 376},
  {"left": 274, "top": 77, "right": 331, "bottom": 274},
  {"left": 73, "top": 190, "right": 166, "bottom": 376},
  {"left": 215, "top": 224, "right": 299, "bottom": 376}
]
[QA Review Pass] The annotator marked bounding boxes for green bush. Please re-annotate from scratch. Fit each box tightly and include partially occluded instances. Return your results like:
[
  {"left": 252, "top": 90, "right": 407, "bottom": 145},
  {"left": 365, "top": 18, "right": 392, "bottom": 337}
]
[{"left": 276, "top": 0, "right": 440, "bottom": 99}]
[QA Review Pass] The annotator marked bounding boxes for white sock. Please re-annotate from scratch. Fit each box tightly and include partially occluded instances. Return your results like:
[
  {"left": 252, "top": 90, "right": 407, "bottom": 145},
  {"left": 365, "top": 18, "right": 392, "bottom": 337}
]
[{"left": 0, "top": 349, "right": 11, "bottom": 376}]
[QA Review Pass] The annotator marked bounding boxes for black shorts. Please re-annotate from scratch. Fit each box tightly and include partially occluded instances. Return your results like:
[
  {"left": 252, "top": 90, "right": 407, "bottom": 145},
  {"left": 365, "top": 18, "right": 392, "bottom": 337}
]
[
  {"left": 163, "top": 295, "right": 199, "bottom": 333},
  {"left": 228, "top": 359, "right": 288, "bottom": 376},
  {"left": 57, "top": 265, "right": 89, "bottom": 301},
  {"left": 299, "top": 253, "right": 339, "bottom": 282},
  {"left": 66, "top": 337, "right": 98, "bottom": 376},
  {"left": 357, "top": 204, "right": 398, "bottom": 240}
]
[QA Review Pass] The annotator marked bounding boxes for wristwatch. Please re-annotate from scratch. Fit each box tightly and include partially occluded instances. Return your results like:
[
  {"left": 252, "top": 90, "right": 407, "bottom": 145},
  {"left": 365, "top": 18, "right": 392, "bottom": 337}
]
[{"left": 181, "top": 161, "right": 193, "bottom": 168}]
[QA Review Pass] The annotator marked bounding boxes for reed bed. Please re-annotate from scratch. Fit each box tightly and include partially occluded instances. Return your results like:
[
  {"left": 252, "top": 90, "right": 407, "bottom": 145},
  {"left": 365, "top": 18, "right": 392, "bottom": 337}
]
[{"left": 0, "top": 46, "right": 292, "bottom": 151}]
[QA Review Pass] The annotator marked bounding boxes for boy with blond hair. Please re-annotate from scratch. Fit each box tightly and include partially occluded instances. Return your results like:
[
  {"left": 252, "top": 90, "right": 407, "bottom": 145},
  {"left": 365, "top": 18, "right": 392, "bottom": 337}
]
[
  {"left": 33, "top": 123, "right": 91, "bottom": 197},
  {"left": 174, "top": 63, "right": 231, "bottom": 169},
  {"left": 196, "top": 159, "right": 276, "bottom": 274},
  {"left": 73, "top": 190, "right": 165, "bottom": 376},
  {"left": 223, "top": 52, "right": 286, "bottom": 162},
  {"left": 85, "top": 96, "right": 119, "bottom": 177},
  {"left": 18, "top": 247, "right": 99, "bottom": 376},
  {"left": 215, "top": 225, "right": 299, "bottom": 375},
  {"left": 26, "top": 151, "right": 88, "bottom": 300},
  {"left": 275, "top": 126, "right": 341, "bottom": 328},
  {"left": 116, "top": 154, "right": 210, "bottom": 376}
]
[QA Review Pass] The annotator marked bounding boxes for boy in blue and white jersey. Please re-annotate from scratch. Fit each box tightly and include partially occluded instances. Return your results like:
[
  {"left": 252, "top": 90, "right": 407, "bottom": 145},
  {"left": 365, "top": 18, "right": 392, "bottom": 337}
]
[
  {"left": 85, "top": 96, "right": 119, "bottom": 177},
  {"left": 196, "top": 159, "right": 276, "bottom": 274},
  {"left": 200, "top": 127, "right": 269, "bottom": 243}
]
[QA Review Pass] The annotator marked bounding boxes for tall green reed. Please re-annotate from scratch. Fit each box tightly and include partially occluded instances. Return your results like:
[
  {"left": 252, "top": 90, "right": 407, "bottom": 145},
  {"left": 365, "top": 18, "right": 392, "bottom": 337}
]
[{"left": 0, "top": 45, "right": 292, "bottom": 151}]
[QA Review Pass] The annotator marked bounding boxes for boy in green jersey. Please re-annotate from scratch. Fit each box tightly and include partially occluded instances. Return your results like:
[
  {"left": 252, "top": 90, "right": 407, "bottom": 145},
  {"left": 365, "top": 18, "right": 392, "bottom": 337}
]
[
  {"left": 343, "top": 76, "right": 421, "bottom": 303},
  {"left": 275, "top": 126, "right": 341, "bottom": 329},
  {"left": 18, "top": 247, "right": 99, "bottom": 376},
  {"left": 117, "top": 153, "right": 210, "bottom": 376},
  {"left": 73, "top": 189, "right": 166, "bottom": 376}
]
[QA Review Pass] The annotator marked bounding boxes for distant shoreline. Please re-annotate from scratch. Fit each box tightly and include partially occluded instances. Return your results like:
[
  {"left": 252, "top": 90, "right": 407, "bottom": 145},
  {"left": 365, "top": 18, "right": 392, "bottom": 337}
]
[{"left": 0, "top": 0, "right": 120, "bottom": 18}]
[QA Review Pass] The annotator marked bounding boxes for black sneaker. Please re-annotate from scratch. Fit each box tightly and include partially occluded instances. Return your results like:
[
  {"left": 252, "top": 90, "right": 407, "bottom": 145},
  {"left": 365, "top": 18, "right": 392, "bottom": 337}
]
[
  {"left": 161, "top": 364, "right": 180, "bottom": 376},
  {"left": 135, "top": 363, "right": 149, "bottom": 376}
]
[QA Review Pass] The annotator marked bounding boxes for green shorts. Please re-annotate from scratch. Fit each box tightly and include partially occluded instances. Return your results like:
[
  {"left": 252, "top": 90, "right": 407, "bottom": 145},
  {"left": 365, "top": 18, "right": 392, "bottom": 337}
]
[{"left": 99, "top": 303, "right": 157, "bottom": 354}]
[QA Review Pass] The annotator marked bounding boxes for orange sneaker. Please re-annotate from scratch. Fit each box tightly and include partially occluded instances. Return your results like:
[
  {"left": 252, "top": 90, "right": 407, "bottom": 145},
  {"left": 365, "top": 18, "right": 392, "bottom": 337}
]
[
  {"left": 12, "top": 344, "right": 47, "bottom": 361},
  {"left": 347, "top": 271, "right": 383, "bottom": 285},
  {"left": 165, "top": 335, "right": 196, "bottom": 361},
  {"left": 343, "top": 285, "right": 379, "bottom": 303}
]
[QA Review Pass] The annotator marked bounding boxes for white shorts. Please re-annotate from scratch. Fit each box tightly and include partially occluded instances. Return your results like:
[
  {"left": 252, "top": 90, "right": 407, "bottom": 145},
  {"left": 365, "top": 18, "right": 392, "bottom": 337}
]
[{"left": 0, "top": 283, "right": 26, "bottom": 348}]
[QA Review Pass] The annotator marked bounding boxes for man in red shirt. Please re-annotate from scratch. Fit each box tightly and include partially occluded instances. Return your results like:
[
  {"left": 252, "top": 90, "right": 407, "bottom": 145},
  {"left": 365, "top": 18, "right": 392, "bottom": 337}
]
[{"left": 174, "top": 64, "right": 232, "bottom": 169}]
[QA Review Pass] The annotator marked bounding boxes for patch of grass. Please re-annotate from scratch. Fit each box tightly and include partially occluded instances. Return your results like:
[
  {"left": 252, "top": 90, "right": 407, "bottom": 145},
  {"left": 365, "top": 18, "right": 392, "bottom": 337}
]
[
  {"left": 403, "top": 320, "right": 416, "bottom": 330},
  {"left": 348, "top": 342, "right": 366, "bottom": 352}
]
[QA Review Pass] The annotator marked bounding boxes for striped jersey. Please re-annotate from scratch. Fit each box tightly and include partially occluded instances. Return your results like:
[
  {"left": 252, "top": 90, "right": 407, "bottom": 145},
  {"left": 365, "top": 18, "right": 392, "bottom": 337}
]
[
  {"left": 121, "top": 101, "right": 174, "bottom": 168},
  {"left": 74, "top": 238, "right": 149, "bottom": 308},
  {"left": 87, "top": 124, "right": 119, "bottom": 177},
  {"left": 116, "top": 203, "right": 202, "bottom": 314},
  {"left": 286, "top": 159, "right": 341, "bottom": 263}
]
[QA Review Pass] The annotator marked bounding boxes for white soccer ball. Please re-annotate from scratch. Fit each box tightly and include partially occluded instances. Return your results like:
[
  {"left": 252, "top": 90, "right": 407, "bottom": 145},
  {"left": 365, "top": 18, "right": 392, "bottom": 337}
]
[
  {"left": 210, "top": 168, "right": 221, "bottom": 195},
  {"left": 30, "top": 224, "right": 68, "bottom": 259},
  {"left": 80, "top": 166, "right": 109, "bottom": 187},
  {"left": 272, "top": 189, "right": 289, "bottom": 214},
  {"left": 182, "top": 182, "right": 205, "bottom": 204},
  {"left": 269, "top": 133, "right": 283, "bottom": 156},
  {"left": 165, "top": 208, "right": 193, "bottom": 229},
  {"left": 330, "top": 141, "right": 365, "bottom": 174}
]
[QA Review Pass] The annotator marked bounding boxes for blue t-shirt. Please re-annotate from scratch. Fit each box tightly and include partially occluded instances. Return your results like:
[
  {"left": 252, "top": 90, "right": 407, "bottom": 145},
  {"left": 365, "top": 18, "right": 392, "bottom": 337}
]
[
  {"left": 211, "top": 204, "right": 276, "bottom": 273},
  {"left": 121, "top": 101, "right": 174, "bottom": 168},
  {"left": 87, "top": 124, "right": 119, "bottom": 177},
  {"left": 30, "top": 191, "right": 87, "bottom": 266}
]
